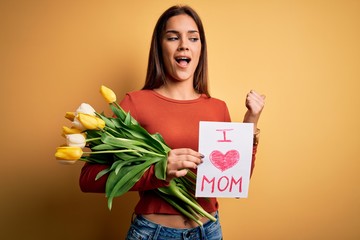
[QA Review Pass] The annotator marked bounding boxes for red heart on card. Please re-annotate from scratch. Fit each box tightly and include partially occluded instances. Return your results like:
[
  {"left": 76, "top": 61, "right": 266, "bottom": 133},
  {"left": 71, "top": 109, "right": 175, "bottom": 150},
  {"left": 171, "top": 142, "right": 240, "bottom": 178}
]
[{"left": 209, "top": 150, "right": 240, "bottom": 172}]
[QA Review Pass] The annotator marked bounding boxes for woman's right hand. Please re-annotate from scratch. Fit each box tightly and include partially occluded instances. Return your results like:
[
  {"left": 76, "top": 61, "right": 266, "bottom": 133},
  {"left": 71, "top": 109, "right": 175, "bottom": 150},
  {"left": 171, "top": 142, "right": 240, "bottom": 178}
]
[{"left": 165, "top": 148, "right": 204, "bottom": 182}]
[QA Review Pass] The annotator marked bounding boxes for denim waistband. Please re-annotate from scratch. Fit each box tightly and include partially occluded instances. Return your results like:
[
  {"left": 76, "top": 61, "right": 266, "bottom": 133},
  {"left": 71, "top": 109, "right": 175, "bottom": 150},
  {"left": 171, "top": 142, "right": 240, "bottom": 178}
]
[
  {"left": 130, "top": 212, "right": 220, "bottom": 240},
  {"left": 136, "top": 211, "right": 219, "bottom": 231}
]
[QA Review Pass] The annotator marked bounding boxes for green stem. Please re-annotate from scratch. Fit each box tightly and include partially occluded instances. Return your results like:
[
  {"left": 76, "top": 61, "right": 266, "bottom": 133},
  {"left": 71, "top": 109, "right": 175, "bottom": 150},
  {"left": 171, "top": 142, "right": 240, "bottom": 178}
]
[
  {"left": 186, "top": 170, "right": 197, "bottom": 181},
  {"left": 183, "top": 202, "right": 201, "bottom": 220},
  {"left": 83, "top": 149, "right": 165, "bottom": 158},
  {"left": 137, "top": 149, "right": 164, "bottom": 157},
  {"left": 86, "top": 137, "right": 101, "bottom": 142},
  {"left": 113, "top": 102, "right": 122, "bottom": 110},
  {"left": 178, "top": 186, "right": 197, "bottom": 203},
  {"left": 155, "top": 191, "right": 203, "bottom": 226},
  {"left": 159, "top": 181, "right": 216, "bottom": 222},
  {"left": 177, "top": 177, "right": 195, "bottom": 192},
  {"left": 104, "top": 126, "right": 122, "bottom": 136},
  {"left": 83, "top": 149, "right": 139, "bottom": 155}
]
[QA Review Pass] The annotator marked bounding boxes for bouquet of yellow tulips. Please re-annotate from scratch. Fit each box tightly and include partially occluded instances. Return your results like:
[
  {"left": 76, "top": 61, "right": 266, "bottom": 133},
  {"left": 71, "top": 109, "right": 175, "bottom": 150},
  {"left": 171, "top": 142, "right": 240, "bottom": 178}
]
[{"left": 55, "top": 85, "right": 216, "bottom": 225}]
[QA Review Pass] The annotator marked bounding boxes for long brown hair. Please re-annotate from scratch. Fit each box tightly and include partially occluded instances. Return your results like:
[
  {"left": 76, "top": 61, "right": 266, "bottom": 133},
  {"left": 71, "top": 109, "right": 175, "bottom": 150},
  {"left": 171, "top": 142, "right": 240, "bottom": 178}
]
[{"left": 142, "top": 5, "right": 210, "bottom": 97}]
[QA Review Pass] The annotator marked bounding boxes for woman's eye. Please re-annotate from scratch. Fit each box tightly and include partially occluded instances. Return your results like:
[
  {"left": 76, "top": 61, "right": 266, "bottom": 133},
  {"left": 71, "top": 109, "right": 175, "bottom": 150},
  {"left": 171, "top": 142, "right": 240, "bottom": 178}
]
[
  {"left": 189, "top": 37, "right": 199, "bottom": 42},
  {"left": 167, "top": 36, "right": 178, "bottom": 41}
]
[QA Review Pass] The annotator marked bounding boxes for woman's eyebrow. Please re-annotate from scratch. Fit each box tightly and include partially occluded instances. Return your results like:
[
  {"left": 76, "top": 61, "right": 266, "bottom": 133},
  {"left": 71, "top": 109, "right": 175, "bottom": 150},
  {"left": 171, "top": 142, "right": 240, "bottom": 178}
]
[{"left": 165, "top": 30, "right": 199, "bottom": 34}]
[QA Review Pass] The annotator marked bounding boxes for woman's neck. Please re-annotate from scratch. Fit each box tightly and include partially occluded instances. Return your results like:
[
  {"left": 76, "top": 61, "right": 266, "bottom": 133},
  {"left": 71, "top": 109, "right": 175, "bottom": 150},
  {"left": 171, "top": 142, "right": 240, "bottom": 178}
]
[{"left": 154, "top": 83, "right": 200, "bottom": 100}]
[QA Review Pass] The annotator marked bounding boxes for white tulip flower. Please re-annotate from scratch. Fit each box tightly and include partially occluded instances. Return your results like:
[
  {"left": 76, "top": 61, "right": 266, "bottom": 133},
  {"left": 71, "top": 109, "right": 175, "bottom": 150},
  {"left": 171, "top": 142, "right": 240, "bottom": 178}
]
[
  {"left": 75, "top": 103, "right": 96, "bottom": 116},
  {"left": 66, "top": 133, "right": 86, "bottom": 148}
]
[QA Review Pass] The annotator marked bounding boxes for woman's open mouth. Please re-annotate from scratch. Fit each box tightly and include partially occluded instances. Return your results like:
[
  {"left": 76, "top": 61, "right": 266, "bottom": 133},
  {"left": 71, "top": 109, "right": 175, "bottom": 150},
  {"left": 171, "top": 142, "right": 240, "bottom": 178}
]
[{"left": 175, "top": 57, "right": 191, "bottom": 67}]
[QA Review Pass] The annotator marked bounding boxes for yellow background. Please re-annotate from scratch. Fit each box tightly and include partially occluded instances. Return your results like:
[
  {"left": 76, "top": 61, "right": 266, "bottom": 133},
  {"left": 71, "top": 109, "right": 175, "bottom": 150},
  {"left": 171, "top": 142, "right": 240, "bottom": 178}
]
[{"left": 1, "top": 0, "right": 359, "bottom": 239}]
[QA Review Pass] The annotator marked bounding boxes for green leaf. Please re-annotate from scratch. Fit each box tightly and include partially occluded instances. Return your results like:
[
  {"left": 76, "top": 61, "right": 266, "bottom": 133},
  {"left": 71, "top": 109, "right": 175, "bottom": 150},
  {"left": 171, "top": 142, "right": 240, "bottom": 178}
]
[
  {"left": 86, "top": 130, "right": 102, "bottom": 138},
  {"left": 107, "top": 108, "right": 170, "bottom": 153},
  {"left": 106, "top": 157, "right": 159, "bottom": 209},
  {"left": 113, "top": 151, "right": 142, "bottom": 160},
  {"left": 127, "top": 125, "right": 169, "bottom": 153},
  {"left": 110, "top": 104, "right": 126, "bottom": 121},
  {"left": 154, "top": 157, "right": 167, "bottom": 181},
  {"left": 122, "top": 124, "right": 150, "bottom": 140},
  {"left": 124, "top": 112, "right": 132, "bottom": 125},
  {"left": 110, "top": 104, "right": 139, "bottom": 125},
  {"left": 108, "top": 156, "right": 163, "bottom": 198},
  {"left": 95, "top": 168, "right": 111, "bottom": 180},
  {"left": 114, "top": 158, "right": 146, "bottom": 175},
  {"left": 110, "top": 118, "right": 121, "bottom": 129},
  {"left": 91, "top": 144, "right": 118, "bottom": 151},
  {"left": 101, "top": 134, "right": 160, "bottom": 154}
]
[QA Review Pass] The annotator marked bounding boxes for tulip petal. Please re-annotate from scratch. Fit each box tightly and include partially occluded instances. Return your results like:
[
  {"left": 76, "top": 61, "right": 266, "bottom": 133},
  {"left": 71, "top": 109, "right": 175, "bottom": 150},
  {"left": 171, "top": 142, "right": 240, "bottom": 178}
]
[
  {"left": 77, "top": 113, "right": 98, "bottom": 130},
  {"left": 63, "top": 126, "right": 83, "bottom": 135},
  {"left": 66, "top": 134, "right": 86, "bottom": 148},
  {"left": 65, "top": 112, "right": 76, "bottom": 121},
  {"left": 96, "top": 117, "right": 106, "bottom": 129},
  {"left": 55, "top": 146, "right": 83, "bottom": 161},
  {"left": 76, "top": 103, "right": 96, "bottom": 116},
  {"left": 100, "top": 85, "right": 117, "bottom": 103},
  {"left": 77, "top": 113, "right": 105, "bottom": 130}
]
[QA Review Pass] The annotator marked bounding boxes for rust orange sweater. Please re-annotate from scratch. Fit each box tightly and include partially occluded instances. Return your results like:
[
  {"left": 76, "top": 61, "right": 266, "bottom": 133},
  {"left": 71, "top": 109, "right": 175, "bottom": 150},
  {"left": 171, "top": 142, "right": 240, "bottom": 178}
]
[{"left": 79, "top": 90, "right": 257, "bottom": 214}]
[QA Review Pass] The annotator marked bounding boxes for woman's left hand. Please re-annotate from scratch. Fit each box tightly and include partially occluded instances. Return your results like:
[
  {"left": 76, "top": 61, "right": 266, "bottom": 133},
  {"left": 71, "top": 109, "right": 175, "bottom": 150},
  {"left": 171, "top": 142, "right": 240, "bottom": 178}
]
[{"left": 243, "top": 90, "right": 266, "bottom": 132}]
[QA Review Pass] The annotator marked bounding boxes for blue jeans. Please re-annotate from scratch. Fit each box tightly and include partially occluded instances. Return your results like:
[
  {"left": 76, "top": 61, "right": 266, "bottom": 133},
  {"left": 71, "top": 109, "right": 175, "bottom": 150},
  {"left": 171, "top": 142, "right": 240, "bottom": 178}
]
[{"left": 126, "top": 212, "right": 222, "bottom": 240}]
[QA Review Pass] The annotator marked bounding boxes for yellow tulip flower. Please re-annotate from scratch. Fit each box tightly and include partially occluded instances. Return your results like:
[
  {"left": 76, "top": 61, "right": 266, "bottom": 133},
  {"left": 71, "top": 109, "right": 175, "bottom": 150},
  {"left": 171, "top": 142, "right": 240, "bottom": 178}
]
[
  {"left": 77, "top": 113, "right": 105, "bottom": 130},
  {"left": 100, "top": 85, "right": 117, "bottom": 103},
  {"left": 65, "top": 112, "right": 75, "bottom": 121},
  {"left": 55, "top": 146, "right": 83, "bottom": 164},
  {"left": 96, "top": 116, "right": 106, "bottom": 129},
  {"left": 62, "top": 126, "right": 82, "bottom": 135}
]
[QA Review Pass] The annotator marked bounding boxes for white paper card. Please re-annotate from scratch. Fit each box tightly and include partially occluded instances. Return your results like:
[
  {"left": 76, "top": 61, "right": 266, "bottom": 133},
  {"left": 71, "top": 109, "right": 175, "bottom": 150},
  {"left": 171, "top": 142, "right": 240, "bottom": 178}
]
[{"left": 195, "top": 121, "right": 253, "bottom": 198}]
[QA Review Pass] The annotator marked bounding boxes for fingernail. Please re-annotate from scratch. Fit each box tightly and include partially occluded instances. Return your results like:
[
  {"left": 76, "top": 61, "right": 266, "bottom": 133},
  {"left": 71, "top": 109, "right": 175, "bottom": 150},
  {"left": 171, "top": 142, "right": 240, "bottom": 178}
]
[{"left": 200, "top": 154, "right": 205, "bottom": 158}]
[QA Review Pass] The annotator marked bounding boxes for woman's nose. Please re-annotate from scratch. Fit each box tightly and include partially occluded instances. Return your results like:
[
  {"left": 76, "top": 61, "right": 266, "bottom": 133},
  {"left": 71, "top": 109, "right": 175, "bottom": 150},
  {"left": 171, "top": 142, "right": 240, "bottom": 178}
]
[
  {"left": 177, "top": 46, "right": 189, "bottom": 51},
  {"left": 177, "top": 38, "right": 189, "bottom": 51}
]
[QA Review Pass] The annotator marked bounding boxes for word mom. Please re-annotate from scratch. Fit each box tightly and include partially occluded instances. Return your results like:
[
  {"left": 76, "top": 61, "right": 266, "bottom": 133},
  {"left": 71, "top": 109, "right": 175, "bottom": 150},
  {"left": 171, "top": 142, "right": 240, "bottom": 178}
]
[{"left": 200, "top": 175, "right": 243, "bottom": 193}]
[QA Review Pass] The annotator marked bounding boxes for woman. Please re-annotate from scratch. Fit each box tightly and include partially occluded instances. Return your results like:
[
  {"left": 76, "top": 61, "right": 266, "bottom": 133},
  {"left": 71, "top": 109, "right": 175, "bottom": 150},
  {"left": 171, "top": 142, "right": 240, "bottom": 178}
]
[{"left": 80, "top": 5, "right": 265, "bottom": 240}]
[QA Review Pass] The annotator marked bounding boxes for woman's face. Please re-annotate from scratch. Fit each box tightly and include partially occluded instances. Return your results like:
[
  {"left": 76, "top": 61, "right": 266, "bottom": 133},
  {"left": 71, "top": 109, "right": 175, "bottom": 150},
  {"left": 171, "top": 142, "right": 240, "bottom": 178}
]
[{"left": 161, "top": 14, "right": 201, "bottom": 84}]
